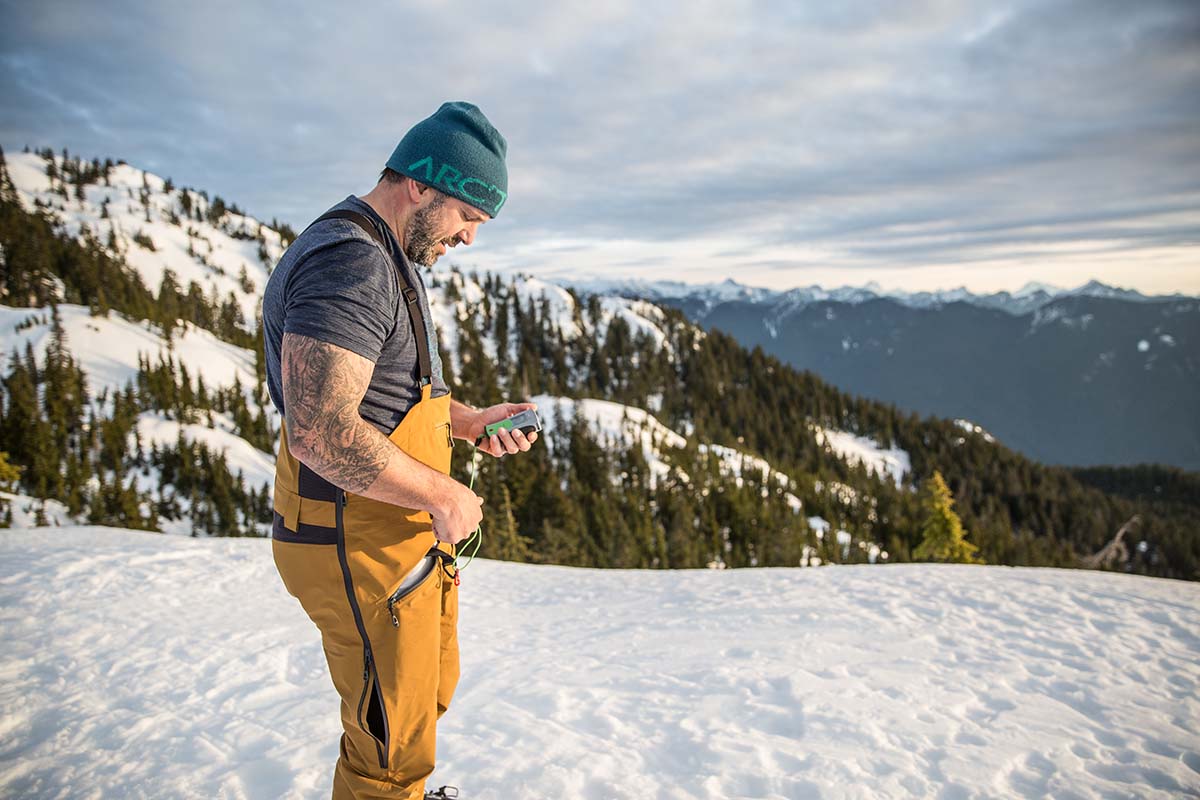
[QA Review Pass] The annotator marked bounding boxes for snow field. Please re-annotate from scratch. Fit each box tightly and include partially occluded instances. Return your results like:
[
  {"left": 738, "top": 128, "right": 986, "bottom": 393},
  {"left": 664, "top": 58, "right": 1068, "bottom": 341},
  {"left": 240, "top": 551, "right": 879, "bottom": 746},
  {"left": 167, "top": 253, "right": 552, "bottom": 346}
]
[
  {"left": 0, "top": 304, "right": 260, "bottom": 407},
  {"left": 135, "top": 412, "right": 276, "bottom": 493},
  {"left": 1, "top": 528, "right": 1197, "bottom": 799},
  {"left": 810, "top": 426, "right": 911, "bottom": 488}
]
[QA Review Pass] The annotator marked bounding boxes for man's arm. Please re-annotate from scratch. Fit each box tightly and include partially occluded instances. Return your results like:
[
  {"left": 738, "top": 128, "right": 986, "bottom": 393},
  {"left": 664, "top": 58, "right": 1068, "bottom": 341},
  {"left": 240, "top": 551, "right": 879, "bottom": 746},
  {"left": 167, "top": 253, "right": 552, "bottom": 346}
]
[{"left": 282, "top": 332, "right": 482, "bottom": 542}]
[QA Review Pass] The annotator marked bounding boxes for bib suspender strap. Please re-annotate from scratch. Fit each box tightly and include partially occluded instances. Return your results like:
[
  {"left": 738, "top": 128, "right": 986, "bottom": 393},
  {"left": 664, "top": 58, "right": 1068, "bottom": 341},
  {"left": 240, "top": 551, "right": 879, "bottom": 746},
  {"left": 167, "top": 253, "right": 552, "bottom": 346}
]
[{"left": 308, "top": 209, "right": 434, "bottom": 386}]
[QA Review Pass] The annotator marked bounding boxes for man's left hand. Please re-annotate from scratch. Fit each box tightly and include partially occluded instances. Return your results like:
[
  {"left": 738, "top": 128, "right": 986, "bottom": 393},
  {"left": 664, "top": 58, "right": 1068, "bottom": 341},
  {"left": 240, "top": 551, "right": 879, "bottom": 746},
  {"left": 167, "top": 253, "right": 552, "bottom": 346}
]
[{"left": 468, "top": 402, "right": 539, "bottom": 457}]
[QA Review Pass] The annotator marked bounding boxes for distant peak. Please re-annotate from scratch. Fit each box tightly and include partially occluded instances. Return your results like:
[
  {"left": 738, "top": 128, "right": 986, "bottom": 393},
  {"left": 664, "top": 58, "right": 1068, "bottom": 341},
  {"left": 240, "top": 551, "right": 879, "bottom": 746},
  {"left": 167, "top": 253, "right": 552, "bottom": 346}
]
[{"left": 1012, "top": 280, "right": 1062, "bottom": 298}]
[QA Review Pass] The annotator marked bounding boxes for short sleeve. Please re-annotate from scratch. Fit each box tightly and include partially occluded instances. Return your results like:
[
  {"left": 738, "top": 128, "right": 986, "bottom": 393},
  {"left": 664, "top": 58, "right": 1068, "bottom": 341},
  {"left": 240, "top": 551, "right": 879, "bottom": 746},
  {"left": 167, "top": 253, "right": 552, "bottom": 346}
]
[{"left": 282, "top": 239, "right": 398, "bottom": 363}]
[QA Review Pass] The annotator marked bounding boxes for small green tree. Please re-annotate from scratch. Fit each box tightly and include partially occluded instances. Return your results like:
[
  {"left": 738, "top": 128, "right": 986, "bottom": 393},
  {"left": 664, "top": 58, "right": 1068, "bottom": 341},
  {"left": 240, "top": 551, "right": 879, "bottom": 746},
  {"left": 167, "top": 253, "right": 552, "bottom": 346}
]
[
  {"left": 0, "top": 451, "right": 21, "bottom": 528},
  {"left": 914, "top": 471, "right": 983, "bottom": 564}
]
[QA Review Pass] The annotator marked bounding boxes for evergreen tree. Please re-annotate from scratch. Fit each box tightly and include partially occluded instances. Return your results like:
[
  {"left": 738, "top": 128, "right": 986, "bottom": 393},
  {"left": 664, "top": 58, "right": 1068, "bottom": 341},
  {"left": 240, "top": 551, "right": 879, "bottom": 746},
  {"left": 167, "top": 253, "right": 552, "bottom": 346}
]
[
  {"left": 913, "top": 471, "right": 983, "bottom": 564},
  {"left": 485, "top": 484, "right": 533, "bottom": 562},
  {"left": 0, "top": 450, "right": 21, "bottom": 527}
]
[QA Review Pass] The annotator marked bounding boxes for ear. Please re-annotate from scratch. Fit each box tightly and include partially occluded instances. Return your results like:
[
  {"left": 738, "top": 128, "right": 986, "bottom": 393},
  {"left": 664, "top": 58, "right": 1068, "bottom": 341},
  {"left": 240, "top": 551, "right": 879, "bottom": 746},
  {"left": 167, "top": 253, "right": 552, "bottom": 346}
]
[{"left": 405, "top": 176, "right": 431, "bottom": 204}]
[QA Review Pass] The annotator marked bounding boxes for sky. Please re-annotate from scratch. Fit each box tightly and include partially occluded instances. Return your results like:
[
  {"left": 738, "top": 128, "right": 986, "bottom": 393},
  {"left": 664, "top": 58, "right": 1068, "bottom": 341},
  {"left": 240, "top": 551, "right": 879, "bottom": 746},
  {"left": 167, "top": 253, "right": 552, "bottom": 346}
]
[{"left": 2, "top": 0, "right": 1198, "bottom": 295}]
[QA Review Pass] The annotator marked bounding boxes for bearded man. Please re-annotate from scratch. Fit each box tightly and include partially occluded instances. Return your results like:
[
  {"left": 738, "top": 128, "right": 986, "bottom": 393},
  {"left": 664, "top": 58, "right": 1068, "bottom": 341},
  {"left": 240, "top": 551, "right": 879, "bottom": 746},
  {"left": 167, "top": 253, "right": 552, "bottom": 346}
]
[{"left": 261, "top": 102, "right": 536, "bottom": 800}]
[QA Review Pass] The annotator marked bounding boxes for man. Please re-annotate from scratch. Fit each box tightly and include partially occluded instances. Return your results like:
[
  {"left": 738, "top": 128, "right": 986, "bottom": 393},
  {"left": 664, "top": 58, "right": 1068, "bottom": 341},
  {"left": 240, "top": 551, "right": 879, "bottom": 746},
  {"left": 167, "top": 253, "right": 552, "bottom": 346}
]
[{"left": 261, "top": 102, "right": 536, "bottom": 800}]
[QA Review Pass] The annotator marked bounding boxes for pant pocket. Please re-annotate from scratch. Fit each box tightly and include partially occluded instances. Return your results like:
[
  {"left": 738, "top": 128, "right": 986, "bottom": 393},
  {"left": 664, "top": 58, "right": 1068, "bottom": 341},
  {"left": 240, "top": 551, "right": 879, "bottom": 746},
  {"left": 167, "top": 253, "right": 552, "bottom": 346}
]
[{"left": 384, "top": 553, "right": 442, "bottom": 628}]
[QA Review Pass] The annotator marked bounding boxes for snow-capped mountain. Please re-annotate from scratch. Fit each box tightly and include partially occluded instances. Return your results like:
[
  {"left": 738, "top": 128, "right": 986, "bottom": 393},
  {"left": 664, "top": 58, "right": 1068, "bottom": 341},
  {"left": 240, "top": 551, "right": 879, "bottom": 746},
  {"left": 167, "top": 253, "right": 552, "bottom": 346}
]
[
  {"left": 568, "top": 275, "right": 1192, "bottom": 318},
  {"left": 576, "top": 273, "right": 1200, "bottom": 471}
]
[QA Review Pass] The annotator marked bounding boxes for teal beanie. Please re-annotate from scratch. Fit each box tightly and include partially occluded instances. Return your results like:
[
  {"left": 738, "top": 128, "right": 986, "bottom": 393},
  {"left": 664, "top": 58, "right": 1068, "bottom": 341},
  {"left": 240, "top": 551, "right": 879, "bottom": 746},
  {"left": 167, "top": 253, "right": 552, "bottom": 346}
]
[{"left": 385, "top": 101, "right": 508, "bottom": 218}]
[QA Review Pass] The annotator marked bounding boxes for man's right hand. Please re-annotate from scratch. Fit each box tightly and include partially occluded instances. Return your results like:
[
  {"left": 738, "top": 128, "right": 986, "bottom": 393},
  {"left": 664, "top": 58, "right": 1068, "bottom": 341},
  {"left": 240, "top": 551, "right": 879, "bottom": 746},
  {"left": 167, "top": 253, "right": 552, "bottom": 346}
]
[{"left": 432, "top": 481, "right": 484, "bottom": 544}]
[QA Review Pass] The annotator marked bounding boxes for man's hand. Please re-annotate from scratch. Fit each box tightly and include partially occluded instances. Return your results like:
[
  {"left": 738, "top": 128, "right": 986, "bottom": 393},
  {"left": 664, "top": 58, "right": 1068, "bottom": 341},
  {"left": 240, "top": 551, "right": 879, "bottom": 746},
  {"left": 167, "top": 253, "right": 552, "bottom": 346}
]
[
  {"left": 459, "top": 401, "right": 539, "bottom": 458},
  {"left": 431, "top": 480, "right": 484, "bottom": 544}
]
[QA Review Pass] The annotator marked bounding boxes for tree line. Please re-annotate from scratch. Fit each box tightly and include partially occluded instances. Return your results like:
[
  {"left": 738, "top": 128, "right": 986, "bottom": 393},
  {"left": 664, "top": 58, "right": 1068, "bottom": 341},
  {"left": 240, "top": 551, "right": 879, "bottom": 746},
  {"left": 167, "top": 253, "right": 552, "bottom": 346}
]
[{"left": 0, "top": 308, "right": 271, "bottom": 535}]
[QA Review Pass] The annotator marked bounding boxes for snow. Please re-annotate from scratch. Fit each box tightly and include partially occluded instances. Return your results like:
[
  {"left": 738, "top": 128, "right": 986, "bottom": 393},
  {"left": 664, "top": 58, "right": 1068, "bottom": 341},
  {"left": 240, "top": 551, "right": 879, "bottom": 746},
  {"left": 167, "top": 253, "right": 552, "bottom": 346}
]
[
  {"left": 0, "top": 491, "right": 72, "bottom": 527},
  {"left": 598, "top": 296, "right": 668, "bottom": 349},
  {"left": 954, "top": 418, "right": 998, "bottom": 444},
  {"left": 565, "top": 274, "right": 1192, "bottom": 318},
  {"left": 136, "top": 412, "right": 276, "bottom": 491},
  {"left": 533, "top": 395, "right": 804, "bottom": 493},
  {"left": 425, "top": 269, "right": 673, "bottom": 374},
  {"left": 511, "top": 275, "right": 582, "bottom": 339},
  {"left": 7, "top": 151, "right": 285, "bottom": 328},
  {"left": 0, "top": 305, "right": 275, "bottom": 492},
  {"left": 1013, "top": 280, "right": 1062, "bottom": 298},
  {"left": 1138, "top": 339, "right": 1151, "bottom": 353},
  {"left": 812, "top": 425, "right": 911, "bottom": 487},
  {"left": 532, "top": 394, "right": 685, "bottom": 484},
  {"left": 566, "top": 275, "right": 777, "bottom": 310},
  {"left": 2, "top": 527, "right": 1198, "bottom": 799},
  {"left": 699, "top": 443, "right": 780, "bottom": 485},
  {"left": 0, "top": 304, "right": 259, "bottom": 404}
]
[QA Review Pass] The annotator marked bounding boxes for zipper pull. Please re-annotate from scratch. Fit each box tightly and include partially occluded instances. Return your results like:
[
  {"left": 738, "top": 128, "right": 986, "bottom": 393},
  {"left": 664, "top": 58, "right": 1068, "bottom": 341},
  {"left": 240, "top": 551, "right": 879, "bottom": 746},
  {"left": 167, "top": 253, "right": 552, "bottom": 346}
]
[
  {"left": 363, "top": 651, "right": 371, "bottom": 681},
  {"left": 388, "top": 599, "right": 399, "bottom": 628}
]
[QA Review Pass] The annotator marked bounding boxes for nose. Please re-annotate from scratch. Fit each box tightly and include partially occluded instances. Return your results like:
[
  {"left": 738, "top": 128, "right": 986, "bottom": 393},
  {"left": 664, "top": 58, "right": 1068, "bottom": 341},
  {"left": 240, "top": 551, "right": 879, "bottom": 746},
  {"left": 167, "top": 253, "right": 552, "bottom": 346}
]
[{"left": 457, "top": 223, "right": 478, "bottom": 247}]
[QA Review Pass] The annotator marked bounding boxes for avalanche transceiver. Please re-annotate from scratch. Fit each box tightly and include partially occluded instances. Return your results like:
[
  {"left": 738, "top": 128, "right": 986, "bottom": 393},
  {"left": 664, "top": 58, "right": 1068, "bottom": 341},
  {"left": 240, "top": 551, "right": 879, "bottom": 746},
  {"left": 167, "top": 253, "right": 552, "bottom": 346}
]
[{"left": 476, "top": 409, "right": 543, "bottom": 446}]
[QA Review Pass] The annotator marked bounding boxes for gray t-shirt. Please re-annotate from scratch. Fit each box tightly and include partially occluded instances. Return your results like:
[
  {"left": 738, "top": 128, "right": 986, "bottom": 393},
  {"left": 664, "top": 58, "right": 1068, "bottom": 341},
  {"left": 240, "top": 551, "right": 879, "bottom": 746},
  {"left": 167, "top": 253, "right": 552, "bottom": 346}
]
[{"left": 262, "top": 196, "right": 448, "bottom": 434}]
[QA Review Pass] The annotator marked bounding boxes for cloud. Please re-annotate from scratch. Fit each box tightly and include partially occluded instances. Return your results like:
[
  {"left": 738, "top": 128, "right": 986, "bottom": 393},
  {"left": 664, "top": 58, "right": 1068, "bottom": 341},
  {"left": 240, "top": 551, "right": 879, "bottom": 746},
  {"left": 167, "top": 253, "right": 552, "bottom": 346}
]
[{"left": 1, "top": 0, "right": 1197, "bottom": 292}]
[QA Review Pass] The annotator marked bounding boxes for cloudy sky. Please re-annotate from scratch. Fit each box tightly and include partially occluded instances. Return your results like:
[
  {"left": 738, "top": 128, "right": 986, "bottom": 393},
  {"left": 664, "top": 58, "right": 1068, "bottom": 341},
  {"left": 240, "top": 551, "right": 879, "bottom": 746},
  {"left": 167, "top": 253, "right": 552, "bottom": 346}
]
[{"left": 2, "top": 0, "right": 1198, "bottom": 294}]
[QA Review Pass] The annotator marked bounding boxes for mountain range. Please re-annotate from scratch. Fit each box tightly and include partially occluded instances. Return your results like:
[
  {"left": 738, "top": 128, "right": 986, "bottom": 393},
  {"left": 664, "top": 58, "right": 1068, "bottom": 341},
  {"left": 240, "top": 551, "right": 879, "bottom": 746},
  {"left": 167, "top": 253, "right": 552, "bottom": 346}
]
[{"left": 569, "top": 277, "right": 1200, "bottom": 471}]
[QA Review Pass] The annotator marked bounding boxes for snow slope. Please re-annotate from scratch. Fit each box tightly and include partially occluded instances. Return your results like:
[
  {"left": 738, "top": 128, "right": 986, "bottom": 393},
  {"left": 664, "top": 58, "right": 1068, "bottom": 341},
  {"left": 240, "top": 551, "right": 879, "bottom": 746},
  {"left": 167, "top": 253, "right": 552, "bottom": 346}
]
[
  {"left": 531, "top": 394, "right": 808, "bottom": 510},
  {"left": 426, "top": 267, "right": 671, "bottom": 376},
  {"left": 7, "top": 151, "right": 285, "bottom": 327},
  {"left": 811, "top": 426, "right": 911, "bottom": 488},
  {"left": 2, "top": 527, "right": 1197, "bottom": 799},
  {"left": 0, "top": 304, "right": 259, "bottom": 403}
]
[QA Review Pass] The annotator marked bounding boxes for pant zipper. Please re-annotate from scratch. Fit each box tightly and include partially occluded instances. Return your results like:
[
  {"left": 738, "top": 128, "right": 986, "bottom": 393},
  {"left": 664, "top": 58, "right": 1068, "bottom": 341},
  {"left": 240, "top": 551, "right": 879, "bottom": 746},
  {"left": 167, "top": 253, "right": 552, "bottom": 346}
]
[{"left": 335, "top": 489, "right": 388, "bottom": 770}]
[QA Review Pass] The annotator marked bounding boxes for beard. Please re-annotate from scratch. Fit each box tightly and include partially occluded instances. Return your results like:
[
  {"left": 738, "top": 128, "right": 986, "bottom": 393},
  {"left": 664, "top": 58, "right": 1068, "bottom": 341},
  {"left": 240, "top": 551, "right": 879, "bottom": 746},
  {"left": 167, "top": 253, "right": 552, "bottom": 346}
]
[{"left": 404, "top": 194, "right": 450, "bottom": 267}]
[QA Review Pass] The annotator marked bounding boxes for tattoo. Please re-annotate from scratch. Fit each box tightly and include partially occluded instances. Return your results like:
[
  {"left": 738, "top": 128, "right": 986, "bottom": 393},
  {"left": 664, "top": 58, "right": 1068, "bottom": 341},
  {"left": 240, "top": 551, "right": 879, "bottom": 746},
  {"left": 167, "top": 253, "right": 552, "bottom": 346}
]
[{"left": 281, "top": 333, "right": 392, "bottom": 494}]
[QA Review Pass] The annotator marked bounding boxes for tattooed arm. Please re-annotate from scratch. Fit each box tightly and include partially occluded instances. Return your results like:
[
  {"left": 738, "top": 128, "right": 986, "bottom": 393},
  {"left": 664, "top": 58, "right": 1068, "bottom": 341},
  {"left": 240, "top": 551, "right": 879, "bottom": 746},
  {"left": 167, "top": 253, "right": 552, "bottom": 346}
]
[{"left": 281, "top": 332, "right": 482, "bottom": 543}]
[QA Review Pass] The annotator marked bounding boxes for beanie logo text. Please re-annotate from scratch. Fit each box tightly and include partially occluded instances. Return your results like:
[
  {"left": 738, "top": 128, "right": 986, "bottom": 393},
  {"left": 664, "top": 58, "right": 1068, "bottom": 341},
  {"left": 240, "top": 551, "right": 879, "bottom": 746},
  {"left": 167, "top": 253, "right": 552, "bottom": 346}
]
[{"left": 408, "top": 156, "right": 508, "bottom": 216}]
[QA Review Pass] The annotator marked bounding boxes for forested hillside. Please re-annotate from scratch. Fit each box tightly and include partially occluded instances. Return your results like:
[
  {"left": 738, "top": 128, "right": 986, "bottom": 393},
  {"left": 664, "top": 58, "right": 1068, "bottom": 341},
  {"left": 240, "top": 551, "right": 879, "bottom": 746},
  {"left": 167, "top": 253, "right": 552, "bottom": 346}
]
[{"left": 1, "top": 147, "right": 1196, "bottom": 580}]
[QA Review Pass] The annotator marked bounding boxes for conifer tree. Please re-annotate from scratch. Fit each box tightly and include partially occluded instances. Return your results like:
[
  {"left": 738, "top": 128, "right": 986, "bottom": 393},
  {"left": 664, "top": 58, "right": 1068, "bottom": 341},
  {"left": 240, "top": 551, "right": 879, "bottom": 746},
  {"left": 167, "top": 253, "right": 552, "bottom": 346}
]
[
  {"left": 486, "top": 484, "right": 533, "bottom": 562},
  {"left": 913, "top": 471, "right": 983, "bottom": 564},
  {"left": 0, "top": 450, "right": 21, "bottom": 527}
]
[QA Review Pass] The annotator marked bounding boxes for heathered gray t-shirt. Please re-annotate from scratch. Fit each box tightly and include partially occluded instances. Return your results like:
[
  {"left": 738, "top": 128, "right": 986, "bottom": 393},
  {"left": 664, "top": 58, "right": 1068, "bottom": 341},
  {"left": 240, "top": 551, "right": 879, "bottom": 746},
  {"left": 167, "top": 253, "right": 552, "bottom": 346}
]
[{"left": 261, "top": 196, "right": 448, "bottom": 435}]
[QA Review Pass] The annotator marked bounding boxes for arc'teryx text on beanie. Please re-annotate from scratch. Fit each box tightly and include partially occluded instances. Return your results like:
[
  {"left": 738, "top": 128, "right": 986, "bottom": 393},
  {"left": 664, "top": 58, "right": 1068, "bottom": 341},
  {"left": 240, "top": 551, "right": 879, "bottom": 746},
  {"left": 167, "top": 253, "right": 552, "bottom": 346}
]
[{"left": 386, "top": 101, "right": 508, "bottom": 218}]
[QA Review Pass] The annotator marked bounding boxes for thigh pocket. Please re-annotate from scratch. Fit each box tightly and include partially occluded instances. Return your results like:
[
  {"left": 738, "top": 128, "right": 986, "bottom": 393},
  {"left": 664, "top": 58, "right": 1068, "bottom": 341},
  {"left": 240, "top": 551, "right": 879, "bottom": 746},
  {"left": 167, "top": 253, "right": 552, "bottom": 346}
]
[
  {"left": 381, "top": 564, "right": 443, "bottom": 685},
  {"left": 384, "top": 556, "right": 442, "bottom": 629}
]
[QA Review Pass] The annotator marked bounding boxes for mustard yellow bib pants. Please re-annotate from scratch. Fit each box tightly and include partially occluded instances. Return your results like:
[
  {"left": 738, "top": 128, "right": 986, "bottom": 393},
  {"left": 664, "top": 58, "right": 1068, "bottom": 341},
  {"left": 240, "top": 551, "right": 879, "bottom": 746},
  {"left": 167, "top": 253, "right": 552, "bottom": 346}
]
[{"left": 272, "top": 384, "right": 458, "bottom": 799}]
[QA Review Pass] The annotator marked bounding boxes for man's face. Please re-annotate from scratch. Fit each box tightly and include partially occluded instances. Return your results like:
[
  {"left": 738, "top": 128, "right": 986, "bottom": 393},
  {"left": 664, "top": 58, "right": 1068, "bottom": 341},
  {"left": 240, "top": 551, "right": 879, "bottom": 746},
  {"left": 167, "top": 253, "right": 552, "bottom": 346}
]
[{"left": 404, "top": 189, "right": 488, "bottom": 267}]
